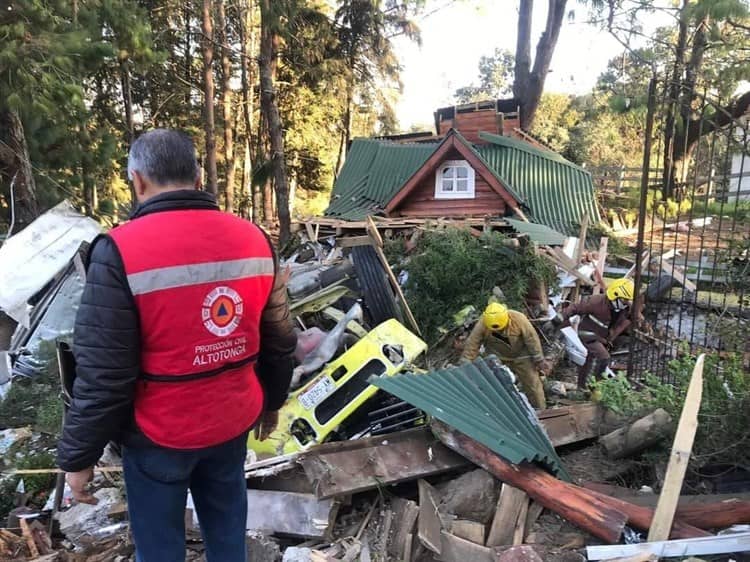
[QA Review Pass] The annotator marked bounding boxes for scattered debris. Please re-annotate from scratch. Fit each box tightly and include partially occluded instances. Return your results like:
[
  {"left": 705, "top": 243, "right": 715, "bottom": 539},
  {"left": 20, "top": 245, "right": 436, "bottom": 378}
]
[{"left": 54, "top": 488, "right": 122, "bottom": 544}]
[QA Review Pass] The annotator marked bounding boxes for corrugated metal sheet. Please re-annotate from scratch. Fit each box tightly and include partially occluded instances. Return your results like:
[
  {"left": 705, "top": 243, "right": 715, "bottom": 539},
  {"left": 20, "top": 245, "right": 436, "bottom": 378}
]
[
  {"left": 505, "top": 218, "right": 566, "bottom": 246},
  {"left": 370, "top": 356, "right": 570, "bottom": 479},
  {"left": 477, "top": 132, "right": 600, "bottom": 235},
  {"left": 325, "top": 139, "right": 438, "bottom": 220}
]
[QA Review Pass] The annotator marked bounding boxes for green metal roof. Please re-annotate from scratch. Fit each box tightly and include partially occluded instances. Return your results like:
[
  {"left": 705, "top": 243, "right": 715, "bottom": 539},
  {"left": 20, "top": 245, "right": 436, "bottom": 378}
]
[
  {"left": 325, "top": 139, "right": 439, "bottom": 220},
  {"left": 505, "top": 218, "right": 567, "bottom": 246},
  {"left": 370, "top": 356, "right": 570, "bottom": 479},
  {"left": 477, "top": 133, "right": 599, "bottom": 236},
  {"left": 325, "top": 131, "right": 599, "bottom": 235}
]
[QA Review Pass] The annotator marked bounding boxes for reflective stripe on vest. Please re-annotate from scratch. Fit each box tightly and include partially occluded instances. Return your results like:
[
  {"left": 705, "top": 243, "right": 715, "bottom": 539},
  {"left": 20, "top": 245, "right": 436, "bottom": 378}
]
[
  {"left": 127, "top": 257, "right": 274, "bottom": 296},
  {"left": 108, "top": 208, "right": 274, "bottom": 449}
]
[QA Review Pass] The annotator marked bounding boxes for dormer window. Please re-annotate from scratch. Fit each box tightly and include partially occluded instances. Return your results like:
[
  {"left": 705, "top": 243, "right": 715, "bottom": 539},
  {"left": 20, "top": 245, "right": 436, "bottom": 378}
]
[{"left": 435, "top": 160, "right": 475, "bottom": 199}]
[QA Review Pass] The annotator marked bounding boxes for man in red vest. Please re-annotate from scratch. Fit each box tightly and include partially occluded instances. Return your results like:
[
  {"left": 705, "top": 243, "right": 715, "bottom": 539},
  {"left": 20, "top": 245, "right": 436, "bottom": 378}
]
[{"left": 56, "top": 129, "right": 297, "bottom": 562}]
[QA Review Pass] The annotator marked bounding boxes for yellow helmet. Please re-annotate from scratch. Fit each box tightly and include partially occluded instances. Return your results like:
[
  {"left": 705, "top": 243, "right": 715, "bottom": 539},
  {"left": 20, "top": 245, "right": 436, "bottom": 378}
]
[
  {"left": 483, "top": 302, "right": 509, "bottom": 331},
  {"left": 606, "top": 278, "right": 635, "bottom": 302}
]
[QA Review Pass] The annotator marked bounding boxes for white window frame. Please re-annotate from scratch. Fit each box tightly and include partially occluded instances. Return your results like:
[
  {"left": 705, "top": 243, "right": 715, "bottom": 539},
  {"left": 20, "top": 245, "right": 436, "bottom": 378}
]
[{"left": 435, "top": 159, "right": 476, "bottom": 199}]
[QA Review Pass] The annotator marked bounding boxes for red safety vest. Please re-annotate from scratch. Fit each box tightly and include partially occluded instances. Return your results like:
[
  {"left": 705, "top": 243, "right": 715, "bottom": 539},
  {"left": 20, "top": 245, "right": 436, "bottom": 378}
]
[{"left": 109, "top": 208, "right": 275, "bottom": 449}]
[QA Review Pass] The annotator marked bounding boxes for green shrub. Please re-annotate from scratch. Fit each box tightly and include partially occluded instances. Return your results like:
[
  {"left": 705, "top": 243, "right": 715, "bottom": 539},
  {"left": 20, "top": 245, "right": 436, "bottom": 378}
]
[
  {"left": 592, "top": 353, "right": 750, "bottom": 470},
  {"left": 390, "top": 227, "right": 557, "bottom": 343}
]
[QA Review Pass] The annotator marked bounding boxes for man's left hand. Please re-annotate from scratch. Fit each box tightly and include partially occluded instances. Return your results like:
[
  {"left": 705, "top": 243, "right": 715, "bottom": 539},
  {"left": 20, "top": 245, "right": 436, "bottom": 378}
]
[
  {"left": 67, "top": 467, "right": 98, "bottom": 505},
  {"left": 254, "top": 410, "right": 279, "bottom": 441}
]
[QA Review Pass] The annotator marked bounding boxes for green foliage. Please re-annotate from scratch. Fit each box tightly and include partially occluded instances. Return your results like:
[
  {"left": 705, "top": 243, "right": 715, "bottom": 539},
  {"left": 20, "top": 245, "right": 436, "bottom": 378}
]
[
  {"left": 454, "top": 48, "right": 514, "bottom": 104},
  {"left": 530, "top": 93, "right": 582, "bottom": 155},
  {"left": 393, "top": 227, "right": 557, "bottom": 343},
  {"left": 592, "top": 353, "right": 750, "bottom": 469}
]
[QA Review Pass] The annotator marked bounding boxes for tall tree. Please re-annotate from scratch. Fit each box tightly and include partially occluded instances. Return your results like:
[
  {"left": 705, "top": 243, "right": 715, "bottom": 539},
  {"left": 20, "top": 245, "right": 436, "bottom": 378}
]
[
  {"left": 216, "top": 0, "right": 237, "bottom": 211},
  {"left": 0, "top": 110, "right": 39, "bottom": 230},
  {"left": 513, "top": 0, "right": 568, "bottom": 130},
  {"left": 202, "top": 0, "right": 219, "bottom": 195},
  {"left": 333, "top": 0, "right": 421, "bottom": 174},
  {"left": 259, "top": 0, "right": 291, "bottom": 242}
]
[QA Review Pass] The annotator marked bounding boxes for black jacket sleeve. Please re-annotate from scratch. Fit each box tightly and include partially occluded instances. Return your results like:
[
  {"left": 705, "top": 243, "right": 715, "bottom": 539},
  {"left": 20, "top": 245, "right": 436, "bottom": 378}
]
[
  {"left": 255, "top": 253, "right": 297, "bottom": 411},
  {"left": 56, "top": 235, "right": 141, "bottom": 472}
]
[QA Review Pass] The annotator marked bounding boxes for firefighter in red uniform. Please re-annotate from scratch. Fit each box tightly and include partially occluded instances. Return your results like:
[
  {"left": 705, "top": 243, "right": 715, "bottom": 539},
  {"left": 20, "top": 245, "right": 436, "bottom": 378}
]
[{"left": 56, "top": 129, "right": 296, "bottom": 562}]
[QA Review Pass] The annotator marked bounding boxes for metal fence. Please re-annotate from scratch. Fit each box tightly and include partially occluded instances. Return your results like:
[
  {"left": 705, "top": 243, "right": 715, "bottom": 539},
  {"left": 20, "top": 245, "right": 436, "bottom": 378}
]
[{"left": 629, "top": 76, "right": 750, "bottom": 382}]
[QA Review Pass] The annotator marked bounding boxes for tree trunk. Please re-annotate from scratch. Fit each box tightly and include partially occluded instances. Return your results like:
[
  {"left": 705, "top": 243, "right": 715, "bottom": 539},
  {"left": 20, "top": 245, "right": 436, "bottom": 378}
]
[
  {"left": 239, "top": 0, "right": 256, "bottom": 219},
  {"left": 120, "top": 58, "right": 137, "bottom": 205},
  {"left": 662, "top": 0, "right": 689, "bottom": 199},
  {"left": 1, "top": 110, "right": 39, "bottom": 231},
  {"left": 216, "top": 0, "right": 236, "bottom": 212},
  {"left": 335, "top": 80, "right": 353, "bottom": 179},
  {"left": 202, "top": 0, "right": 219, "bottom": 195},
  {"left": 259, "top": 0, "right": 291, "bottom": 242},
  {"left": 184, "top": 1, "right": 192, "bottom": 106},
  {"left": 514, "top": 0, "right": 567, "bottom": 130},
  {"left": 599, "top": 408, "right": 673, "bottom": 459},
  {"left": 513, "top": 0, "right": 533, "bottom": 113}
]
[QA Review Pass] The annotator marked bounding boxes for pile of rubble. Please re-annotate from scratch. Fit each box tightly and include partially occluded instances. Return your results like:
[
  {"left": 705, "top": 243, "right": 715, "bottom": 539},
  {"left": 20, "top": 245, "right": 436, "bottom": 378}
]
[{"left": 2, "top": 209, "right": 750, "bottom": 561}]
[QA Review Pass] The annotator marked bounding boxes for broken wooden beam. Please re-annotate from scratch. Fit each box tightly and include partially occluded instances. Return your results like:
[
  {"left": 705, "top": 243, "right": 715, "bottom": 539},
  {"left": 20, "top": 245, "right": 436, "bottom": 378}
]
[
  {"left": 450, "top": 520, "right": 485, "bottom": 545},
  {"left": 245, "top": 490, "right": 339, "bottom": 539},
  {"left": 599, "top": 408, "right": 673, "bottom": 459},
  {"left": 299, "top": 427, "right": 470, "bottom": 499},
  {"left": 537, "top": 402, "right": 602, "bottom": 447},
  {"left": 388, "top": 497, "right": 419, "bottom": 561},
  {"left": 432, "top": 421, "right": 628, "bottom": 544}
]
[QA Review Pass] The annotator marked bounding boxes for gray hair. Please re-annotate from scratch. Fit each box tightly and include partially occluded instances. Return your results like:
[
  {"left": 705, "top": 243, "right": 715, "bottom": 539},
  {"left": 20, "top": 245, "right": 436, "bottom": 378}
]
[{"left": 127, "top": 129, "right": 200, "bottom": 186}]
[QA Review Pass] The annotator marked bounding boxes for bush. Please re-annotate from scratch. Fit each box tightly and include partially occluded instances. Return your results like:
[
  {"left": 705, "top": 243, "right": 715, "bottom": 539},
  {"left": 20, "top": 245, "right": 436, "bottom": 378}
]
[
  {"left": 592, "top": 353, "right": 750, "bottom": 470},
  {"left": 389, "top": 227, "right": 557, "bottom": 343}
]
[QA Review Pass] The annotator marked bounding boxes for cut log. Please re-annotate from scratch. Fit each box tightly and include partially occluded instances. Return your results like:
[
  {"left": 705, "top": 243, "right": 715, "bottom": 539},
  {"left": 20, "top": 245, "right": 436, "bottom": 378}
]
[
  {"left": 432, "top": 421, "right": 628, "bottom": 544},
  {"left": 418, "top": 479, "right": 443, "bottom": 554},
  {"left": 486, "top": 485, "right": 528, "bottom": 547},
  {"left": 599, "top": 409, "right": 673, "bottom": 459}
]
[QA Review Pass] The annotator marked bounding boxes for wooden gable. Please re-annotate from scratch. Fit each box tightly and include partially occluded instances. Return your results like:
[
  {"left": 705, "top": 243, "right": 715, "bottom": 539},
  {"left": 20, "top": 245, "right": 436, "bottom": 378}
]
[{"left": 385, "top": 131, "right": 525, "bottom": 220}]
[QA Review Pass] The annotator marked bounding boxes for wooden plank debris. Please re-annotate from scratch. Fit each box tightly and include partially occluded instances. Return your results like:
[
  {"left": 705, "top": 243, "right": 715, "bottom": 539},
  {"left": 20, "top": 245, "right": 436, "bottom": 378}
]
[
  {"left": 486, "top": 485, "right": 528, "bottom": 547},
  {"left": 300, "top": 427, "right": 470, "bottom": 499},
  {"left": 512, "top": 498, "right": 530, "bottom": 546},
  {"left": 450, "top": 520, "right": 485, "bottom": 545},
  {"left": 586, "top": 531, "right": 750, "bottom": 560},
  {"left": 524, "top": 502, "right": 544, "bottom": 541},
  {"left": 647, "top": 354, "right": 704, "bottom": 542},
  {"left": 418, "top": 479, "right": 443, "bottom": 553},
  {"left": 432, "top": 420, "right": 628, "bottom": 544},
  {"left": 537, "top": 402, "right": 602, "bottom": 447},
  {"left": 337, "top": 235, "right": 374, "bottom": 248},
  {"left": 20, "top": 518, "right": 39, "bottom": 559},
  {"left": 366, "top": 216, "right": 422, "bottom": 336},
  {"left": 388, "top": 498, "right": 419, "bottom": 561},
  {"left": 245, "top": 490, "right": 339, "bottom": 539},
  {"left": 438, "top": 531, "right": 494, "bottom": 562}
]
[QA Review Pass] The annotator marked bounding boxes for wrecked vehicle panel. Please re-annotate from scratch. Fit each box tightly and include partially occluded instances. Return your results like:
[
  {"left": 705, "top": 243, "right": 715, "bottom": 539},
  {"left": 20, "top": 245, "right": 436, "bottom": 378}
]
[{"left": 247, "top": 319, "right": 427, "bottom": 458}]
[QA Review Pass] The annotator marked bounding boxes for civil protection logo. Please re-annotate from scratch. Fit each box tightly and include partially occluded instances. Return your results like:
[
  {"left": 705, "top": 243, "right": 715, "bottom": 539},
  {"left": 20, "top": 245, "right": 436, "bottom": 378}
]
[{"left": 202, "top": 286, "right": 243, "bottom": 337}]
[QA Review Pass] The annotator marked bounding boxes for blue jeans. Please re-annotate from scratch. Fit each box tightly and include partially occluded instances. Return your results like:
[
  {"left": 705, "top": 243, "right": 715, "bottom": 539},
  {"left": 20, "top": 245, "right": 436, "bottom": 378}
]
[{"left": 122, "top": 432, "right": 249, "bottom": 562}]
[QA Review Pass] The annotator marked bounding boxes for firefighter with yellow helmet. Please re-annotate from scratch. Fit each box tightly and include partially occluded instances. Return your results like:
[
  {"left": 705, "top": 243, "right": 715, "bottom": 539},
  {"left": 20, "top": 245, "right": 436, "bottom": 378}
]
[
  {"left": 462, "top": 302, "right": 549, "bottom": 408},
  {"left": 559, "top": 278, "right": 636, "bottom": 388}
]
